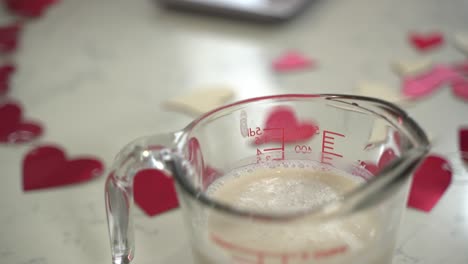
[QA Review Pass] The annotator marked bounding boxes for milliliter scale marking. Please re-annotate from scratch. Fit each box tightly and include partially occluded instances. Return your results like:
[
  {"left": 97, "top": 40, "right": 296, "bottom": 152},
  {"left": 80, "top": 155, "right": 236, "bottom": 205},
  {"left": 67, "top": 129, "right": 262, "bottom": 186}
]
[
  {"left": 232, "top": 128, "right": 348, "bottom": 263},
  {"left": 248, "top": 127, "right": 285, "bottom": 163},
  {"left": 321, "top": 130, "right": 345, "bottom": 165},
  {"left": 211, "top": 233, "right": 348, "bottom": 264},
  {"left": 248, "top": 126, "right": 345, "bottom": 165}
]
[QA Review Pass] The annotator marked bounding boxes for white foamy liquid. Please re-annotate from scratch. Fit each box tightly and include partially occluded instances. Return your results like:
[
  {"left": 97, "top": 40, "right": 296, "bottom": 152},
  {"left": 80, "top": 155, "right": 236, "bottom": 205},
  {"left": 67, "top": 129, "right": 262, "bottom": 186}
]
[
  {"left": 192, "top": 161, "right": 392, "bottom": 264},
  {"left": 207, "top": 161, "right": 362, "bottom": 214}
]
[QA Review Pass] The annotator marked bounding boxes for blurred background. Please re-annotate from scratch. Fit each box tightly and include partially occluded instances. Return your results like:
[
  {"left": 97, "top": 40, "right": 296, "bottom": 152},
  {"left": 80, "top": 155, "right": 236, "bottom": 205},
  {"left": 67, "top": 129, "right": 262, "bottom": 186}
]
[{"left": 0, "top": 0, "right": 467, "bottom": 263}]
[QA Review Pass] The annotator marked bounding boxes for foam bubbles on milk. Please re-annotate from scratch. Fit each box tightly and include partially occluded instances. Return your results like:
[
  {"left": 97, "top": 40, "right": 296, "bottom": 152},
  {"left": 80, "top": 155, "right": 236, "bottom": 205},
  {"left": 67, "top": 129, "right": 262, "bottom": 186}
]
[{"left": 207, "top": 160, "right": 363, "bottom": 214}]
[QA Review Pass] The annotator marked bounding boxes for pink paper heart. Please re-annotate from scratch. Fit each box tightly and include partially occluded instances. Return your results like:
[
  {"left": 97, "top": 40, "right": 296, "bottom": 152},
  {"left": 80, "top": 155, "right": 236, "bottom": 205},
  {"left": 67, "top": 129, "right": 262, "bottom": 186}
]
[
  {"left": 134, "top": 169, "right": 179, "bottom": 217},
  {"left": 272, "top": 51, "right": 314, "bottom": 72},
  {"left": 0, "top": 23, "right": 21, "bottom": 54},
  {"left": 407, "top": 155, "right": 452, "bottom": 212},
  {"left": 0, "top": 102, "right": 43, "bottom": 144},
  {"left": 0, "top": 64, "right": 16, "bottom": 95},
  {"left": 23, "top": 145, "right": 104, "bottom": 191},
  {"left": 402, "top": 65, "right": 461, "bottom": 99},
  {"left": 460, "top": 128, "right": 468, "bottom": 162},
  {"left": 409, "top": 32, "right": 444, "bottom": 51},
  {"left": 256, "top": 106, "right": 319, "bottom": 144}
]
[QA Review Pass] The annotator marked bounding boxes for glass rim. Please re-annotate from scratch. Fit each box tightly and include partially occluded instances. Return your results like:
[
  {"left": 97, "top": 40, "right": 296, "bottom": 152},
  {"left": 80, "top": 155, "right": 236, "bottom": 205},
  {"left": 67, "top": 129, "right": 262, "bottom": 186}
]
[{"left": 173, "top": 94, "right": 431, "bottom": 221}]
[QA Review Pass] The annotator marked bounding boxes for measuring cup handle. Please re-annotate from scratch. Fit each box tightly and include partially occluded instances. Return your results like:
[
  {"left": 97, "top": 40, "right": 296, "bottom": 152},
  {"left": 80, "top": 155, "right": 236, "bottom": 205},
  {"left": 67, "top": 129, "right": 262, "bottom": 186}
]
[{"left": 105, "top": 132, "right": 184, "bottom": 264}]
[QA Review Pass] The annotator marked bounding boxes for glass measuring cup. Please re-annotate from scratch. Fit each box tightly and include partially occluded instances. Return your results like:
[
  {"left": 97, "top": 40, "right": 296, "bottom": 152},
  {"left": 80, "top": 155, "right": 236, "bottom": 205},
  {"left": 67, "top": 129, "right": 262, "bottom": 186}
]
[{"left": 105, "top": 94, "right": 430, "bottom": 264}]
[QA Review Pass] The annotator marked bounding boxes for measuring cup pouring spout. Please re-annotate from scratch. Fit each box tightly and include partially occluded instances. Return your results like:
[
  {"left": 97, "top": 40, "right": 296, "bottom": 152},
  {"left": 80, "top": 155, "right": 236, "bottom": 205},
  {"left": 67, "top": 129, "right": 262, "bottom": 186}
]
[{"left": 105, "top": 94, "right": 430, "bottom": 264}]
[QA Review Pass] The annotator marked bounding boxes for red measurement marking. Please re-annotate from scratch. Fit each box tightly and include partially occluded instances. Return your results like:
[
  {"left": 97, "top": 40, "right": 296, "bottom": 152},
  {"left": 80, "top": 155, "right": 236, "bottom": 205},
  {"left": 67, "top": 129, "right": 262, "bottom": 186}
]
[
  {"left": 321, "top": 130, "right": 345, "bottom": 165},
  {"left": 300, "top": 251, "right": 310, "bottom": 260},
  {"left": 211, "top": 233, "right": 348, "bottom": 263},
  {"left": 314, "top": 245, "right": 348, "bottom": 259},
  {"left": 212, "top": 234, "right": 267, "bottom": 264},
  {"left": 233, "top": 254, "right": 264, "bottom": 264},
  {"left": 262, "top": 128, "right": 285, "bottom": 154},
  {"left": 255, "top": 127, "right": 285, "bottom": 163}
]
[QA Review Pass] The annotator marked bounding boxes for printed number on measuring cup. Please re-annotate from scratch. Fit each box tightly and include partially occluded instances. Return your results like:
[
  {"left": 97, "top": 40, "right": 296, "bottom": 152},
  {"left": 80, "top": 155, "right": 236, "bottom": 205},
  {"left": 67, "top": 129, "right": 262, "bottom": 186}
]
[
  {"left": 256, "top": 149, "right": 272, "bottom": 164},
  {"left": 247, "top": 127, "right": 263, "bottom": 145},
  {"left": 295, "top": 145, "right": 312, "bottom": 153}
]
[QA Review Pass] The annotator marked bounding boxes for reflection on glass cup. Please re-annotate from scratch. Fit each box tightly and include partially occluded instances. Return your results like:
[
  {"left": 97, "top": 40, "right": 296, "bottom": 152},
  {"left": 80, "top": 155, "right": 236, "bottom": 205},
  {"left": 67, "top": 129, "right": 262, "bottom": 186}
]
[{"left": 105, "top": 94, "right": 430, "bottom": 264}]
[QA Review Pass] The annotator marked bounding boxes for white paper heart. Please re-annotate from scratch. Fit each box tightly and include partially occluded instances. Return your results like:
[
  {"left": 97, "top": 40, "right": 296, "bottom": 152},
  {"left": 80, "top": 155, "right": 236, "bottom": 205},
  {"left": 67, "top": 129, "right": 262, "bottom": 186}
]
[
  {"left": 356, "top": 81, "right": 409, "bottom": 105},
  {"left": 368, "top": 119, "right": 391, "bottom": 145},
  {"left": 454, "top": 33, "right": 468, "bottom": 55},
  {"left": 392, "top": 58, "right": 433, "bottom": 77},
  {"left": 164, "top": 86, "right": 234, "bottom": 117},
  {"left": 355, "top": 81, "right": 423, "bottom": 144},
  {"left": 368, "top": 119, "right": 433, "bottom": 144}
]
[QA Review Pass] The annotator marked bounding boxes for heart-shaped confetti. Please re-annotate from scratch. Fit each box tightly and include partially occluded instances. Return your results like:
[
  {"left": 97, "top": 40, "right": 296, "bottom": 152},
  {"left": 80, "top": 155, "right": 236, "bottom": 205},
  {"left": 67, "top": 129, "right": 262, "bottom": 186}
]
[
  {"left": 132, "top": 139, "right": 220, "bottom": 217},
  {"left": 256, "top": 106, "right": 319, "bottom": 144},
  {"left": 360, "top": 148, "right": 397, "bottom": 176},
  {"left": 367, "top": 119, "right": 391, "bottom": 144},
  {"left": 367, "top": 119, "right": 432, "bottom": 146},
  {"left": 454, "top": 33, "right": 468, "bottom": 55},
  {"left": 407, "top": 155, "right": 452, "bottom": 212},
  {"left": 134, "top": 169, "right": 179, "bottom": 217},
  {"left": 0, "top": 23, "right": 21, "bottom": 54},
  {"left": 23, "top": 145, "right": 104, "bottom": 191},
  {"left": 377, "top": 148, "right": 397, "bottom": 169},
  {"left": 0, "top": 102, "right": 43, "bottom": 143},
  {"left": 402, "top": 65, "right": 461, "bottom": 99},
  {"left": 359, "top": 161, "right": 379, "bottom": 176},
  {"left": 272, "top": 51, "right": 314, "bottom": 72},
  {"left": 460, "top": 128, "right": 468, "bottom": 162},
  {"left": 392, "top": 58, "right": 433, "bottom": 77},
  {"left": 356, "top": 81, "right": 409, "bottom": 105},
  {"left": 452, "top": 78, "right": 468, "bottom": 101},
  {"left": 0, "top": 64, "right": 16, "bottom": 95},
  {"left": 454, "top": 61, "right": 468, "bottom": 76},
  {"left": 409, "top": 32, "right": 444, "bottom": 51},
  {"left": 187, "top": 137, "right": 222, "bottom": 189},
  {"left": 357, "top": 82, "right": 412, "bottom": 145},
  {"left": 164, "top": 86, "right": 234, "bottom": 117},
  {"left": 5, "top": 0, "right": 59, "bottom": 18}
]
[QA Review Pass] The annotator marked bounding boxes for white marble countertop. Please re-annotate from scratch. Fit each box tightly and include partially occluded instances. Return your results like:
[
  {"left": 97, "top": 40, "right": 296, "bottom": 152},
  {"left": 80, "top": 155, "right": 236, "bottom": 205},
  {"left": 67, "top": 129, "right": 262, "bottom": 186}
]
[{"left": 1, "top": 0, "right": 468, "bottom": 263}]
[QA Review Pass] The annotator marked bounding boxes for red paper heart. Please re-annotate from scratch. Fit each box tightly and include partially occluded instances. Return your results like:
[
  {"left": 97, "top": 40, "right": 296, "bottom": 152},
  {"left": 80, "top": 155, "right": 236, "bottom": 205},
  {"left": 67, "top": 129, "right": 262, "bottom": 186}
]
[
  {"left": 0, "top": 64, "right": 15, "bottom": 95},
  {"left": 377, "top": 148, "right": 397, "bottom": 168},
  {"left": 5, "top": 0, "right": 59, "bottom": 18},
  {"left": 257, "top": 106, "right": 319, "bottom": 144},
  {"left": 134, "top": 169, "right": 179, "bottom": 217},
  {"left": 460, "top": 128, "right": 468, "bottom": 162},
  {"left": 454, "top": 61, "right": 468, "bottom": 76},
  {"left": 359, "top": 161, "right": 379, "bottom": 176},
  {"left": 452, "top": 78, "right": 468, "bottom": 101},
  {"left": 409, "top": 32, "right": 444, "bottom": 51},
  {"left": 188, "top": 137, "right": 222, "bottom": 189},
  {"left": 0, "top": 102, "right": 43, "bottom": 143},
  {"left": 23, "top": 145, "right": 104, "bottom": 191},
  {"left": 407, "top": 155, "right": 452, "bottom": 212},
  {"left": 272, "top": 51, "right": 314, "bottom": 72},
  {"left": 132, "top": 141, "right": 220, "bottom": 217},
  {"left": 0, "top": 23, "right": 21, "bottom": 54},
  {"left": 360, "top": 148, "right": 397, "bottom": 176}
]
